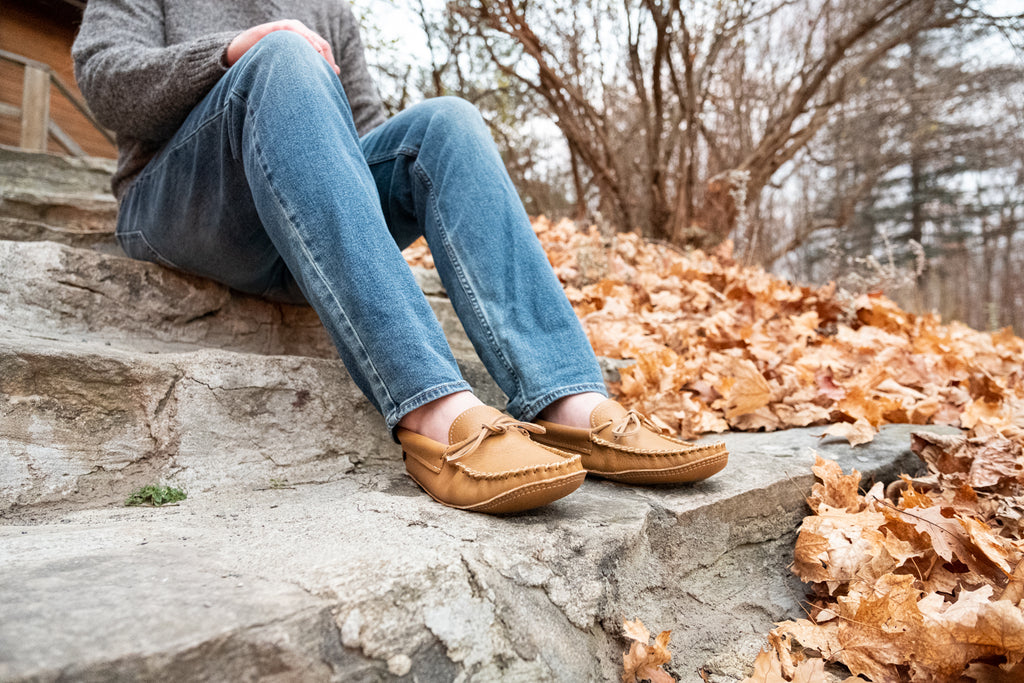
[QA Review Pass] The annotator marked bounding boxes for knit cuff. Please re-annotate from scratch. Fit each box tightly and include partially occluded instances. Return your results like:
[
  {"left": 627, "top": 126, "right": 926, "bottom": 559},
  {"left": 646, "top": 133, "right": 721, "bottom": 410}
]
[{"left": 182, "top": 31, "right": 239, "bottom": 93}]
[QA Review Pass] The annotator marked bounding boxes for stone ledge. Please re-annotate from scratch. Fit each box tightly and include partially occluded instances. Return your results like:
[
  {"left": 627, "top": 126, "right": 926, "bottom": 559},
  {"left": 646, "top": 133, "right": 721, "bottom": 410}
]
[
  {"left": 0, "top": 240, "right": 484, "bottom": 358},
  {"left": 0, "top": 424, "right": 955, "bottom": 681},
  {"left": 0, "top": 329, "right": 504, "bottom": 512},
  {"left": 0, "top": 239, "right": 336, "bottom": 358}
]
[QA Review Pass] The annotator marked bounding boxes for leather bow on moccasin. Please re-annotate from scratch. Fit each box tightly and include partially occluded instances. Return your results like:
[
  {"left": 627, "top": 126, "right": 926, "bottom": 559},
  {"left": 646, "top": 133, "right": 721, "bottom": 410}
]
[
  {"left": 397, "top": 406, "right": 586, "bottom": 514},
  {"left": 531, "top": 399, "right": 728, "bottom": 484}
]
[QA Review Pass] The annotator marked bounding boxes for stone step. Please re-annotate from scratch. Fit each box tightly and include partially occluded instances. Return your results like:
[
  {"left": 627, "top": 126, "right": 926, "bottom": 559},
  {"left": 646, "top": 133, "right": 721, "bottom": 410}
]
[
  {"left": 0, "top": 146, "right": 116, "bottom": 195},
  {"left": 0, "top": 328, "right": 504, "bottom": 513},
  {"left": 0, "top": 147, "right": 469, "bottom": 356},
  {"left": 0, "top": 239, "right": 334, "bottom": 358},
  {"left": 0, "top": 239, "right": 476, "bottom": 359},
  {"left": 0, "top": 147, "right": 118, "bottom": 249},
  {"left": 0, "top": 424, "right": 949, "bottom": 681},
  {"left": 0, "top": 238, "right": 618, "bottom": 399}
]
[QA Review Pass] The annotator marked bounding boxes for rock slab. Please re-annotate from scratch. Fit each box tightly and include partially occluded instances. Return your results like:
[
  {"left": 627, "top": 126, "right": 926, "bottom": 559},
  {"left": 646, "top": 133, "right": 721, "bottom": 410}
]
[{"left": 0, "top": 425, "right": 954, "bottom": 682}]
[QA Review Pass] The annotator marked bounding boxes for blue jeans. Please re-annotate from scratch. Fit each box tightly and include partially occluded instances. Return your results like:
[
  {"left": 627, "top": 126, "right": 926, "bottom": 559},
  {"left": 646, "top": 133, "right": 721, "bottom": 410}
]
[{"left": 116, "top": 31, "right": 606, "bottom": 431}]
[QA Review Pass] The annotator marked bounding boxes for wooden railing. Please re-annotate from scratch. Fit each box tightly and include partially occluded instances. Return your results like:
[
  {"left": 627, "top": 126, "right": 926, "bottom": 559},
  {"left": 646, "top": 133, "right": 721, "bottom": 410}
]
[{"left": 0, "top": 48, "right": 115, "bottom": 156}]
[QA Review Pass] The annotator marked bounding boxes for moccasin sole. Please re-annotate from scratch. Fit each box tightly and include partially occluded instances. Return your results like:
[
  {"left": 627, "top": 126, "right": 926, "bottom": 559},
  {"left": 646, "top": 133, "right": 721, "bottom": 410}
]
[
  {"left": 586, "top": 448, "right": 728, "bottom": 484},
  {"left": 406, "top": 467, "right": 586, "bottom": 514}
]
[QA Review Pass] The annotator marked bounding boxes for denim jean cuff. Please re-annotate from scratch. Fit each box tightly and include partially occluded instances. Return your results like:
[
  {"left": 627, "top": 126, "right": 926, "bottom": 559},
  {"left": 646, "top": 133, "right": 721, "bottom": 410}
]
[
  {"left": 509, "top": 382, "right": 610, "bottom": 424},
  {"left": 386, "top": 380, "right": 475, "bottom": 441}
]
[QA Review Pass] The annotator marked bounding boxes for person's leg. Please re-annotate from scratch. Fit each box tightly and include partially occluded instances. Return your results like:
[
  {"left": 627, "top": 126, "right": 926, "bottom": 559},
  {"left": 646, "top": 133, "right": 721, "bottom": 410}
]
[
  {"left": 116, "top": 31, "right": 472, "bottom": 432},
  {"left": 115, "top": 32, "right": 589, "bottom": 512},
  {"left": 358, "top": 97, "right": 609, "bottom": 423},
  {"left": 352, "top": 96, "right": 731, "bottom": 485}
]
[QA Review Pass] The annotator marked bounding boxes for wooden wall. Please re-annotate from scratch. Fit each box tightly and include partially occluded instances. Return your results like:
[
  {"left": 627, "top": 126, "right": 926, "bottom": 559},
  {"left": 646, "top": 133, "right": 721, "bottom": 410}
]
[{"left": 0, "top": 0, "right": 116, "bottom": 158}]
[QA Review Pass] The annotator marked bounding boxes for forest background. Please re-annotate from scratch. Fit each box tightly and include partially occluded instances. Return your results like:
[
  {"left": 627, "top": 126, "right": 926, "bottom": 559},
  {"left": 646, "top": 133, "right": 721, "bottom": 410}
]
[{"left": 351, "top": 0, "right": 1023, "bottom": 332}]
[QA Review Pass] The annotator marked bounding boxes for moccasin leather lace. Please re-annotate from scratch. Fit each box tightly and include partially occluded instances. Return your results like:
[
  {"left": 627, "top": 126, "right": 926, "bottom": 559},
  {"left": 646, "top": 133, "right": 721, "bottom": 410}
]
[
  {"left": 443, "top": 416, "right": 546, "bottom": 463},
  {"left": 600, "top": 410, "right": 663, "bottom": 439}
]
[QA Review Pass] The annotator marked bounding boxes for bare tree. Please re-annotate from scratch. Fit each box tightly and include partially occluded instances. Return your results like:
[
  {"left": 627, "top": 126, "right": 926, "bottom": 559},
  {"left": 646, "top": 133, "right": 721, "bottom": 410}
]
[
  {"left": 780, "top": 20, "right": 1024, "bottom": 329},
  {"left": 445, "top": 0, "right": 1008, "bottom": 246}
]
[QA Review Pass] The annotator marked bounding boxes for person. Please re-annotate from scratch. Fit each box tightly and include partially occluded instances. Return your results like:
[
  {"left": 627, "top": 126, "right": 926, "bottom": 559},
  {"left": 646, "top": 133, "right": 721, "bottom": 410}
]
[{"left": 72, "top": 0, "right": 728, "bottom": 514}]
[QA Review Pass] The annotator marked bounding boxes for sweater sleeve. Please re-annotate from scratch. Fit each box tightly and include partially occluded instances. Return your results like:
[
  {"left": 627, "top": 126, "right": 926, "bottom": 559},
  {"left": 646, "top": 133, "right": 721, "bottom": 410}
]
[
  {"left": 72, "top": 0, "right": 238, "bottom": 142},
  {"left": 332, "top": 1, "right": 387, "bottom": 136}
]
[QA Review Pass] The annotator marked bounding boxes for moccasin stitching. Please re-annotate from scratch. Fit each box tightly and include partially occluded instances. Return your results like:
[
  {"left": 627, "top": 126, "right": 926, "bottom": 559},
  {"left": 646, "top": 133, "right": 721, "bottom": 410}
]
[
  {"left": 539, "top": 434, "right": 592, "bottom": 453},
  {"left": 590, "top": 436, "right": 726, "bottom": 455},
  {"left": 588, "top": 452, "right": 728, "bottom": 478},
  {"left": 660, "top": 434, "right": 727, "bottom": 449},
  {"left": 454, "top": 455, "right": 581, "bottom": 480},
  {"left": 473, "top": 475, "right": 584, "bottom": 511},
  {"left": 403, "top": 449, "right": 443, "bottom": 473},
  {"left": 534, "top": 442, "right": 580, "bottom": 458}
]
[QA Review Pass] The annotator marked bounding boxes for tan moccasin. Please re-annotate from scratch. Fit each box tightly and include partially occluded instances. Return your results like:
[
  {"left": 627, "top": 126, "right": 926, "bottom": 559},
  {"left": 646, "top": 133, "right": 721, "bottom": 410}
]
[
  {"left": 532, "top": 399, "right": 728, "bottom": 484},
  {"left": 397, "top": 406, "right": 586, "bottom": 514}
]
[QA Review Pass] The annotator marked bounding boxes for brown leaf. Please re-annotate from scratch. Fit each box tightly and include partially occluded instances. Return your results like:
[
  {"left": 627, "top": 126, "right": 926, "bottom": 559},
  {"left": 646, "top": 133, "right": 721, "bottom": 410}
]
[
  {"left": 965, "top": 659, "right": 1024, "bottom": 682},
  {"left": 820, "top": 420, "right": 877, "bottom": 446},
  {"left": 741, "top": 648, "right": 787, "bottom": 683},
  {"left": 623, "top": 618, "right": 651, "bottom": 643},
  {"left": 959, "top": 515, "right": 1014, "bottom": 575},
  {"left": 721, "top": 359, "right": 772, "bottom": 420},
  {"left": 912, "top": 432, "right": 1024, "bottom": 491},
  {"left": 789, "top": 658, "right": 825, "bottom": 683},
  {"left": 621, "top": 619, "right": 674, "bottom": 683},
  {"left": 999, "top": 560, "right": 1024, "bottom": 604},
  {"left": 915, "top": 586, "right": 1024, "bottom": 677},
  {"left": 807, "top": 456, "right": 863, "bottom": 513},
  {"left": 896, "top": 504, "right": 1011, "bottom": 583}
]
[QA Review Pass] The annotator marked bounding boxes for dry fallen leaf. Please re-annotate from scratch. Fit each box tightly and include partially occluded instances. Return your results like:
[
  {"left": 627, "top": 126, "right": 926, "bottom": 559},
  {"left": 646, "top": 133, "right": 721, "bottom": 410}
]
[
  {"left": 742, "top": 648, "right": 787, "bottom": 683},
  {"left": 622, "top": 619, "right": 674, "bottom": 683},
  {"left": 767, "top": 451, "right": 1024, "bottom": 682},
  {"left": 406, "top": 218, "right": 1024, "bottom": 446},
  {"left": 721, "top": 359, "right": 773, "bottom": 420},
  {"left": 820, "top": 420, "right": 877, "bottom": 446},
  {"left": 741, "top": 647, "right": 825, "bottom": 683}
]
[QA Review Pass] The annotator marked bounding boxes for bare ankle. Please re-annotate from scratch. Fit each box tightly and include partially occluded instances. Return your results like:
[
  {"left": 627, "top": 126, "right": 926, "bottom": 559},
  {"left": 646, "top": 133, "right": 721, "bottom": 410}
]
[
  {"left": 397, "top": 391, "right": 484, "bottom": 444},
  {"left": 537, "top": 392, "right": 607, "bottom": 430}
]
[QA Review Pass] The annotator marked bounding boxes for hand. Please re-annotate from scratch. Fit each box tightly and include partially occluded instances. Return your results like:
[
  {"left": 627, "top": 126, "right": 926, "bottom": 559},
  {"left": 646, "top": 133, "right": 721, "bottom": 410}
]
[{"left": 226, "top": 20, "right": 341, "bottom": 75}]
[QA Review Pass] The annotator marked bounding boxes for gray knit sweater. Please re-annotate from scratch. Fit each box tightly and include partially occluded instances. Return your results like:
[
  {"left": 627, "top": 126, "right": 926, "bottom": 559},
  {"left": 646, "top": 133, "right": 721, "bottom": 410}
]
[{"left": 73, "top": 0, "right": 387, "bottom": 198}]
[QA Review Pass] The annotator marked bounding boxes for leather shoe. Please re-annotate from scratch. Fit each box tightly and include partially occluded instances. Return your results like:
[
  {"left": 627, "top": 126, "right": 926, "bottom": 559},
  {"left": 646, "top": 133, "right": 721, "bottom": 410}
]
[
  {"left": 397, "top": 406, "right": 586, "bottom": 513},
  {"left": 531, "top": 399, "right": 728, "bottom": 484}
]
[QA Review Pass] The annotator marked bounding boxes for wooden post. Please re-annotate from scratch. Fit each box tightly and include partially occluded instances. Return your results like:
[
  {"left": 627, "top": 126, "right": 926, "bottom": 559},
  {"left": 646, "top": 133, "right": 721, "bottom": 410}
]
[{"left": 20, "top": 65, "right": 50, "bottom": 152}]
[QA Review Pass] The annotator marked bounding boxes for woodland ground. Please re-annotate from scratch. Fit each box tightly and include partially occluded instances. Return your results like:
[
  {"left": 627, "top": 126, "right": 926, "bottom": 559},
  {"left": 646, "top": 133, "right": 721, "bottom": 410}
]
[{"left": 409, "top": 217, "right": 1024, "bottom": 683}]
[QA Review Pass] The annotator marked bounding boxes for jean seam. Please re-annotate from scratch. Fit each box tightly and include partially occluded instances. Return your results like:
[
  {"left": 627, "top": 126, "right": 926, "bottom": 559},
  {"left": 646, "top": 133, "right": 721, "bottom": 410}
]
[
  {"left": 513, "top": 382, "right": 610, "bottom": 423},
  {"left": 131, "top": 109, "right": 230, "bottom": 189},
  {"left": 389, "top": 379, "right": 473, "bottom": 428},
  {"left": 246, "top": 97, "right": 399, "bottom": 416},
  {"left": 411, "top": 159, "right": 525, "bottom": 402},
  {"left": 118, "top": 228, "right": 182, "bottom": 271},
  {"left": 364, "top": 145, "right": 419, "bottom": 167}
]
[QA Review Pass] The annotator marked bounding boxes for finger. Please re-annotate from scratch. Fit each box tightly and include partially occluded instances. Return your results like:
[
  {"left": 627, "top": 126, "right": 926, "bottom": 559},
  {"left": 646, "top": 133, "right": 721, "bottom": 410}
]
[
  {"left": 322, "top": 48, "right": 340, "bottom": 74},
  {"left": 304, "top": 36, "right": 330, "bottom": 64},
  {"left": 309, "top": 33, "right": 334, "bottom": 63},
  {"left": 299, "top": 30, "right": 340, "bottom": 74}
]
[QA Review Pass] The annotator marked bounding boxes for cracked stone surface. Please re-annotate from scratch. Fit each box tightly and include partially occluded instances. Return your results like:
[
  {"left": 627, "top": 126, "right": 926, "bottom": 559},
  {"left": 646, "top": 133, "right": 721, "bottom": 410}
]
[
  {"left": 0, "top": 425, "right": 955, "bottom": 682},
  {"left": 0, "top": 236, "right": 476, "bottom": 359},
  {"left": 0, "top": 328, "right": 505, "bottom": 512},
  {"left": 0, "top": 240, "right": 337, "bottom": 358}
]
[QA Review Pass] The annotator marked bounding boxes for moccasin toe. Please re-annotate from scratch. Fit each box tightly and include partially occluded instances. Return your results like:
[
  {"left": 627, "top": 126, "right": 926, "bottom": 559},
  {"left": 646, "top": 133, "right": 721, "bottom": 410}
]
[
  {"left": 397, "top": 406, "right": 585, "bottom": 513},
  {"left": 532, "top": 399, "right": 728, "bottom": 484}
]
